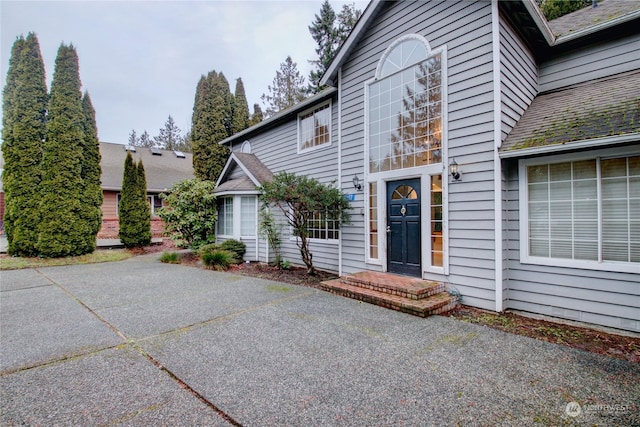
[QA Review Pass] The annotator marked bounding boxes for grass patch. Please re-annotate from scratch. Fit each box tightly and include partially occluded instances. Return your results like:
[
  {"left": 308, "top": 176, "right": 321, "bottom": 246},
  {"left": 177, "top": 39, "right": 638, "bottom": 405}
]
[
  {"left": 0, "top": 249, "right": 133, "bottom": 270},
  {"left": 159, "top": 251, "right": 180, "bottom": 264}
]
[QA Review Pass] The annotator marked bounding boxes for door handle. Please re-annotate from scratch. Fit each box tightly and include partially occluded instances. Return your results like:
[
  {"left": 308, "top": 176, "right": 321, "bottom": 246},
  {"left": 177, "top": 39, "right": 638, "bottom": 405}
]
[{"left": 386, "top": 225, "right": 391, "bottom": 234}]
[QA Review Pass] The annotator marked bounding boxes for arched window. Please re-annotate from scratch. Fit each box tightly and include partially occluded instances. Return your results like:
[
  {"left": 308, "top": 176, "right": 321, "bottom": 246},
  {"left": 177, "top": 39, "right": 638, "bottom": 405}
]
[
  {"left": 240, "top": 140, "right": 252, "bottom": 153},
  {"left": 367, "top": 34, "right": 443, "bottom": 173}
]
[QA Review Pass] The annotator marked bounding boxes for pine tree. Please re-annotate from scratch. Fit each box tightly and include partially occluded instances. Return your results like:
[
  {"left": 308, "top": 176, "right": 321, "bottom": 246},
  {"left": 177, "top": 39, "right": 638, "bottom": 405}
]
[
  {"left": 1, "top": 34, "right": 48, "bottom": 256},
  {"left": 191, "top": 71, "right": 231, "bottom": 181},
  {"left": 118, "top": 152, "right": 150, "bottom": 247},
  {"left": 38, "top": 43, "right": 88, "bottom": 257},
  {"left": 308, "top": 1, "right": 361, "bottom": 94},
  {"left": 153, "top": 115, "right": 183, "bottom": 150},
  {"left": 250, "top": 103, "right": 264, "bottom": 126},
  {"left": 80, "top": 91, "right": 103, "bottom": 253},
  {"left": 308, "top": 0, "right": 337, "bottom": 94},
  {"left": 128, "top": 129, "right": 139, "bottom": 146},
  {"left": 232, "top": 77, "right": 250, "bottom": 134},
  {"left": 139, "top": 130, "right": 152, "bottom": 147},
  {"left": 261, "top": 56, "right": 307, "bottom": 118}
]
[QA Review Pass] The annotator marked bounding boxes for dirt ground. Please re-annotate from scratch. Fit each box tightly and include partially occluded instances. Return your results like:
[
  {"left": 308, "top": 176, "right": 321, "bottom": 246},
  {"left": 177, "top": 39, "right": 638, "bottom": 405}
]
[{"left": 154, "top": 246, "right": 638, "bottom": 365}]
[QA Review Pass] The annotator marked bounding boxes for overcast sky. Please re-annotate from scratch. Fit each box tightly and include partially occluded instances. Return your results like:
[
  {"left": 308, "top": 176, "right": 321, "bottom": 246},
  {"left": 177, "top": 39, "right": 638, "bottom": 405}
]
[{"left": 1, "top": 0, "right": 367, "bottom": 144}]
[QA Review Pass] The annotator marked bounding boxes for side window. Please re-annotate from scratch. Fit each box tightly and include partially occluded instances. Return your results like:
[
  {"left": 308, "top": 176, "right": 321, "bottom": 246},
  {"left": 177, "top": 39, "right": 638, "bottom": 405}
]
[{"left": 298, "top": 102, "right": 331, "bottom": 153}]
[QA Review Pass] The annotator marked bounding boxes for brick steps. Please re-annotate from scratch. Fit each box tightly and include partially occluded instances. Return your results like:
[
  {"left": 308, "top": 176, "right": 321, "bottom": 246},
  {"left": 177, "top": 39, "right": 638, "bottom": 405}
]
[{"left": 320, "top": 272, "right": 457, "bottom": 318}]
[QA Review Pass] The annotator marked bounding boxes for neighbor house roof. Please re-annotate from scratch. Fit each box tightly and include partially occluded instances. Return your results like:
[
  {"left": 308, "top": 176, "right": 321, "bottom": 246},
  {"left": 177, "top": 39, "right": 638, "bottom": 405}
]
[
  {"left": 100, "top": 142, "right": 194, "bottom": 192},
  {"left": 500, "top": 70, "right": 640, "bottom": 158},
  {"left": 215, "top": 152, "right": 273, "bottom": 195}
]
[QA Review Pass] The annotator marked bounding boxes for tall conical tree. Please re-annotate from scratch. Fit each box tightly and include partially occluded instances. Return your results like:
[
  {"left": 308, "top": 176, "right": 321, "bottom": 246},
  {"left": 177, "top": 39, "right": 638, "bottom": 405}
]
[
  {"left": 260, "top": 56, "right": 307, "bottom": 118},
  {"left": 2, "top": 33, "right": 48, "bottom": 256},
  {"left": 118, "top": 153, "right": 150, "bottom": 247},
  {"left": 232, "top": 77, "right": 250, "bottom": 134},
  {"left": 308, "top": 0, "right": 337, "bottom": 94},
  {"left": 191, "top": 71, "right": 231, "bottom": 181},
  {"left": 38, "top": 43, "right": 87, "bottom": 257},
  {"left": 80, "top": 91, "right": 103, "bottom": 253},
  {"left": 250, "top": 103, "right": 264, "bottom": 126}
]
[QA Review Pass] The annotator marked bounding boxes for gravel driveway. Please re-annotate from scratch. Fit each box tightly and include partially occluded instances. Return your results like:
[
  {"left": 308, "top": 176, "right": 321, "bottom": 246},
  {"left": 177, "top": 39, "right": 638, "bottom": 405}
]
[{"left": 1, "top": 254, "right": 638, "bottom": 426}]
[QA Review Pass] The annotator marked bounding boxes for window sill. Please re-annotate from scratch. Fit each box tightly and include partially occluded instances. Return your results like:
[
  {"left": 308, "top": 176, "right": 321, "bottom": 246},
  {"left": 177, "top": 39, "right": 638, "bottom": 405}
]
[{"left": 520, "top": 256, "right": 639, "bottom": 274}]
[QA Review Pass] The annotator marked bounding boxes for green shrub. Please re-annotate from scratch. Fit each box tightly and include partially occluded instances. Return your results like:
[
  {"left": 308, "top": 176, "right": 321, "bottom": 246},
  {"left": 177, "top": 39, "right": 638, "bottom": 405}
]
[
  {"left": 219, "top": 239, "right": 246, "bottom": 261},
  {"left": 159, "top": 251, "right": 180, "bottom": 264},
  {"left": 201, "top": 249, "right": 237, "bottom": 271}
]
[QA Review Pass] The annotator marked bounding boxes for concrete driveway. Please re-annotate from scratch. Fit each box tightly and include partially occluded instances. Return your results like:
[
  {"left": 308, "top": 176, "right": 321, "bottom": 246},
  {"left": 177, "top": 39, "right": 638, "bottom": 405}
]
[{"left": 1, "top": 254, "right": 638, "bottom": 426}]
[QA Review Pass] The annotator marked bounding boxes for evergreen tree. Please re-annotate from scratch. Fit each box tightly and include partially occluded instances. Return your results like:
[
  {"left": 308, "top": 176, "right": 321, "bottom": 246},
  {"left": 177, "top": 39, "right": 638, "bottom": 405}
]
[
  {"left": 139, "top": 130, "right": 152, "bottom": 147},
  {"left": 128, "top": 129, "right": 139, "bottom": 146},
  {"left": 232, "top": 77, "right": 250, "bottom": 134},
  {"left": 2, "top": 33, "right": 48, "bottom": 256},
  {"left": 307, "top": 2, "right": 361, "bottom": 94},
  {"left": 153, "top": 115, "right": 182, "bottom": 150},
  {"left": 261, "top": 56, "right": 307, "bottom": 118},
  {"left": 80, "top": 91, "right": 103, "bottom": 253},
  {"left": 308, "top": 0, "right": 336, "bottom": 94},
  {"left": 250, "top": 103, "right": 264, "bottom": 126},
  {"left": 38, "top": 43, "right": 88, "bottom": 257},
  {"left": 191, "top": 71, "right": 231, "bottom": 181},
  {"left": 118, "top": 152, "right": 150, "bottom": 247}
]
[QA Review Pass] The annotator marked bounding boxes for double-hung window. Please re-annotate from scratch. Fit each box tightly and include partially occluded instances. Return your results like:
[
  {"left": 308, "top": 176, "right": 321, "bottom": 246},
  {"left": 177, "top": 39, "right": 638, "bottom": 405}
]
[
  {"left": 521, "top": 153, "right": 639, "bottom": 272},
  {"left": 298, "top": 102, "right": 331, "bottom": 153},
  {"left": 217, "top": 197, "right": 234, "bottom": 236}
]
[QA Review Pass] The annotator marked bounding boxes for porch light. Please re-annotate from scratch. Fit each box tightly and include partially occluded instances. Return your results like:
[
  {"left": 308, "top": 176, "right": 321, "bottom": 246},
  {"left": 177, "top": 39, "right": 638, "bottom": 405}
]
[
  {"left": 449, "top": 158, "right": 461, "bottom": 181},
  {"left": 352, "top": 174, "right": 363, "bottom": 191}
]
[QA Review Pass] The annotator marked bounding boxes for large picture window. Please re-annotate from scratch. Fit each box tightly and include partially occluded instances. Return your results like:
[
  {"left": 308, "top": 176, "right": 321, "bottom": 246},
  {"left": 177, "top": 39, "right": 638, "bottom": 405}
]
[
  {"left": 298, "top": 102, "right": 331, "bottom": 153},
  {"left": 368, "top": 41, "right": 442, "bottom": 173},
  {"left": 523, "top": 154, "right": 639, "bottom": 270}
]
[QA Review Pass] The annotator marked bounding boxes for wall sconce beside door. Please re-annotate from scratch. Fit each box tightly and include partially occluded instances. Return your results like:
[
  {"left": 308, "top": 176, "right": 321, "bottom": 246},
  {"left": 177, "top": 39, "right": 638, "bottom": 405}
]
[
  {"left": 449, "top": 158, "right": 461, "bottom": 181},
  {"left": 352, "top": 174, "right": 363, "bottom": 191}
]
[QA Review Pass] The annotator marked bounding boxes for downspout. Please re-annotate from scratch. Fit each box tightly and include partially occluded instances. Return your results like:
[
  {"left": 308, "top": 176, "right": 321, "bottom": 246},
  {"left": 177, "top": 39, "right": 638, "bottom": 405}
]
[
  {"left": 338, "top": 67, "right": 344, "bottom": 277},
  {"left": 492, "top": 0, "right": 504, "bottom": 312}
]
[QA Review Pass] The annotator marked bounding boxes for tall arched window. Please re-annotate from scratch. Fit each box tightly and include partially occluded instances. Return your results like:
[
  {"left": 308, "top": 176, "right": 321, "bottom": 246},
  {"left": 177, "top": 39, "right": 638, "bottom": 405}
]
[{"left": 368, "top": 34, "right": 443, "bottom": 173}]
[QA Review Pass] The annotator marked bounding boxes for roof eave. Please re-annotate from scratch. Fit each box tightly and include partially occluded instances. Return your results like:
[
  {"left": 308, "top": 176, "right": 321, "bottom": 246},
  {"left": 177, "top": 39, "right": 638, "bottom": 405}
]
[
  {"left": 499, "top": 133, "right": 640, "bottom": 159},
  {"left": 522, "top": 0, "right": 556, "bottom": 45}
]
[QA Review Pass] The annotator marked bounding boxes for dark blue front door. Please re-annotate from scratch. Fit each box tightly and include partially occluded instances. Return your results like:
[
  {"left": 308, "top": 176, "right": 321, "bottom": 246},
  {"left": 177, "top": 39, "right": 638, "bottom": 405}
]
[{"left": 387, "top": 179, "right": 421, "bottom": 277}]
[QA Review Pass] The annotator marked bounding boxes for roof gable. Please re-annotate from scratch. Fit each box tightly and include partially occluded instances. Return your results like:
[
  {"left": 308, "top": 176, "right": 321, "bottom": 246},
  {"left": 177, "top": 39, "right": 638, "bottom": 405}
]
[{"left": 215, "top": 152, "right": 273, "bottom": 193}]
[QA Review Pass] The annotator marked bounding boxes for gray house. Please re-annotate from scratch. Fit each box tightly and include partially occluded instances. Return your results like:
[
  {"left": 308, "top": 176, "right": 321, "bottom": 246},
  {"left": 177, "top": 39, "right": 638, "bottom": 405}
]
[{"left": 216, "top": 0, "right": 639, "bottom": 333}]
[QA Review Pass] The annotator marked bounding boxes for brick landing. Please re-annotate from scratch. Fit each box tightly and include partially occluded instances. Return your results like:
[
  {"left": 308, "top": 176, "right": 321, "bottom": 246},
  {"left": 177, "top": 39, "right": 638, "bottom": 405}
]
[{"left": 320, "top": 271, "right": 457, "bottom": 318}]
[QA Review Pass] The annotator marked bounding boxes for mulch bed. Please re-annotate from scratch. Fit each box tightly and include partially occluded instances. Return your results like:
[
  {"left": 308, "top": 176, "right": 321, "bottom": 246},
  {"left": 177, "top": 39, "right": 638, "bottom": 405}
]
[{"left": 154, "top": 243, "right": 639, "bottom": 364}]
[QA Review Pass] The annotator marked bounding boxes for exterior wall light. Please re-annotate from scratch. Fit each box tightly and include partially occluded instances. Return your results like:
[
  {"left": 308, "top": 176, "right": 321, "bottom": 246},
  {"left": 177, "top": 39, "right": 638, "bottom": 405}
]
[
  {"left": 352, "top": 174, "right": 363, "bottom": 191},
  {"left": 449, "top": 158, "right": 461, "bottom": 181}
]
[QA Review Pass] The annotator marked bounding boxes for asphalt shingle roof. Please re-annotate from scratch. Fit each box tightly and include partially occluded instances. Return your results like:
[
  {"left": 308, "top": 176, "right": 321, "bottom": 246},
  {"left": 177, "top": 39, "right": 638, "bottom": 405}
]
[
  {"left": 548, "top": 0, "right": 640, "bottom": 37},
  {"left": 100, "top": 142, "right": 194, "bottom": 192},
  {"left": 215, "top": 153, "right": 273, "bottom": 193},
  {"left": 501, "top": 69, "right": 640, "bottom": 154}
]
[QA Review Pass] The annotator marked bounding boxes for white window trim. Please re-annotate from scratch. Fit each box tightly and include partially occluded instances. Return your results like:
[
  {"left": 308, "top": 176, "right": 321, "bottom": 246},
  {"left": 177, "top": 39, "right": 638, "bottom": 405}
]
[
  {"left": 364, "top": 36, "right": 449, "bottom": 277},
  {"left": 297, "top": 100, "right": 332, "bottom": 154},
  {"left": 240, "top": 195, "right": 258, "bottom": 239},
  {"left": 287, "top": 207, "right": 341, "bottom": 244},
  {"left": 518, "top": 146, "right": 639, "bottom": 274},
  {"left": 217, "top": 197, "right": 235, "bottom": 238}
]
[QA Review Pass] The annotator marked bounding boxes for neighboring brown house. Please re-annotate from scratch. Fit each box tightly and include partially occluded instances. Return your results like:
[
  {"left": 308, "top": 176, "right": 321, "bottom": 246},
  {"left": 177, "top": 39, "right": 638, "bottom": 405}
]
[
  {"left": 98, "top": 142, "right": 194, "bottom": 238},
  {"left": 0, "top": 142, "right": 193, "bottom": 238}
]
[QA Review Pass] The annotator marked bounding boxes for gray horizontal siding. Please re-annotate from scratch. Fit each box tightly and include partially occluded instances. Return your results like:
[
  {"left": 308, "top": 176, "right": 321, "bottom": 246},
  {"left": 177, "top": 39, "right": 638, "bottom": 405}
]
[
  {"left": 504, "top": 159, "right": 640, "bottom": 333},
  {"left": 499, "top": 16, "right": 537, "bottom": 142},
  {"left": 338, "top": 0, "right": 498, "bottom": 308},
  {"left": 229, "top": 96, "right": 340, "bottom": 272},
  {"left": 539, "top": 33, "right": 640, "bottom": 92}
]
